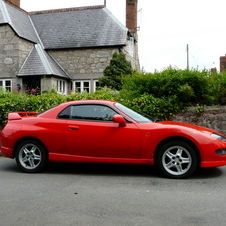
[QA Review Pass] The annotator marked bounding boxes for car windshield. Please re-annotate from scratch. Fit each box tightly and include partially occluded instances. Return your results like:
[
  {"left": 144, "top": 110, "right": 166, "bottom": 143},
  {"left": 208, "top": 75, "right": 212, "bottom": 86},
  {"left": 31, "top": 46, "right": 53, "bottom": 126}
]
[{"left": 114, "top": 103, "right": 152, "bottom": 123}]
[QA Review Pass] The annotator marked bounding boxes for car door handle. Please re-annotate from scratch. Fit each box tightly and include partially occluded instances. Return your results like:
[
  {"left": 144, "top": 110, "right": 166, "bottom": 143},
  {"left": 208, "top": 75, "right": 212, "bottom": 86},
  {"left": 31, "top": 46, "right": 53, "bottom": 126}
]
[{"left": 68, "top": 126, "right": 79, "bottom": 130}]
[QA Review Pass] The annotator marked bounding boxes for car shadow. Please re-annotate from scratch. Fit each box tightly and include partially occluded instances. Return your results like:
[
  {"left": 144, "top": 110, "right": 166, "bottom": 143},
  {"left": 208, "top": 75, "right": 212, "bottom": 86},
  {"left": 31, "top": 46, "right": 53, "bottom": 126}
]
[
  {"left": 46, "top": 162, "right": 160, "bottom": 178},
  {"left": 191, "top": 167, "right": 223, "bottom": 179},
  {"left": 0, "top": 158, "right": 225, "bottom": 179},
  {"left": 46, "top": 162, "right": 224, "bottom": 179}
]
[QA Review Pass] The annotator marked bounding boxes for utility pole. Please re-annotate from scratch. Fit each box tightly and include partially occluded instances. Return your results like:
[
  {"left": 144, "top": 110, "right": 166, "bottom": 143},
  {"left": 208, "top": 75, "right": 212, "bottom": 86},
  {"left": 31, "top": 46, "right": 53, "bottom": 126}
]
[
  {"left": 187, "top": 44, "right": 189, "bottom": 70},
  {"left": 104, "top": 0, "right": 106, "bottom": 7}
]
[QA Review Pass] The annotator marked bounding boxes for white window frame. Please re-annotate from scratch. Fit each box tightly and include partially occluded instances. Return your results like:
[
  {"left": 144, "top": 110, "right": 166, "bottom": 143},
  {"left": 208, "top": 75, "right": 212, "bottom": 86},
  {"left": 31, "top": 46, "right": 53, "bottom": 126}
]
[
  {"left": 93, "top": 80, "right": 100, "bottom": 92},
  {"left": 74, "top": 81, "right": 91, "bottom": 93},
  {"left": 0, "top": 79, "right": 12, "bottom": 92},
  {"left": 57, "top": 80, "right": 66, "bottom": 94}
]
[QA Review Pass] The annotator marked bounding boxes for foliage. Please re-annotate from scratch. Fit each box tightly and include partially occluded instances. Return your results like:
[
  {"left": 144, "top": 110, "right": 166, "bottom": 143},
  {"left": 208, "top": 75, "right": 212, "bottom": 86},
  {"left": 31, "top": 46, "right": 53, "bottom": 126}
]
[
  {"left": 122, "top": 67, "right": 210, "bottom": 105},
  {"left": 66, "top": 88, "right": 120, "bottom": 102},
  {"left": 2, "top": 67, "right": 226, "bottom": 128},
  {"left": 122, "top": 94, "right": 184, "bottom": 121},
  {"left": 207, "top": 71, "right": 226, "bottom": 105},
  {"left": 99, "top": 52, "right": 133, "bottom": 90}
]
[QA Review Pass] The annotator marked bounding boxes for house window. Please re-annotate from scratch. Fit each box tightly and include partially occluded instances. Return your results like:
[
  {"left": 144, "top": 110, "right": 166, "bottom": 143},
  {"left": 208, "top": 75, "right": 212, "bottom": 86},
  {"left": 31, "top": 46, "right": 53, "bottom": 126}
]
[
  {"left": 94, "top": 80, "right": 100, "bottom": 92},
  {"left": 0, "top": 79, "right": 12, "bottom": 92},
  {"left": 57, "top": 80, "right": 66, "bottom": 94},
  {"left": 74, "top": 81, "right": 90, "bottom": 93}
]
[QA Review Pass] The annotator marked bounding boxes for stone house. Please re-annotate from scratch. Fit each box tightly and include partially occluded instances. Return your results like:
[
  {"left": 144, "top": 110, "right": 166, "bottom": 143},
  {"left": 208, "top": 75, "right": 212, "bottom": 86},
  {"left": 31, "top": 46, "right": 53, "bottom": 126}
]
[{"left": 0, "top": 0, "right": 139, "bottom": 95}]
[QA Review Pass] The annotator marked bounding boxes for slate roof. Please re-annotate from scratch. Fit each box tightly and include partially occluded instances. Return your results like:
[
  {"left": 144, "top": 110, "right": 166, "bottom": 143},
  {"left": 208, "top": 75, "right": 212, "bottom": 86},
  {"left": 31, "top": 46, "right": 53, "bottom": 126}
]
[
  {"left": 0, "top": 1, "right": 40, "bottom": 43},
  {"left": 18, "top": 44, "right": 69, "bottom": 78},
  {"left": 0, "top": 0, "right": 128, "bottom": 79},
  {"left": 30, "top": 7, "right": 128, "bottom": 49}
]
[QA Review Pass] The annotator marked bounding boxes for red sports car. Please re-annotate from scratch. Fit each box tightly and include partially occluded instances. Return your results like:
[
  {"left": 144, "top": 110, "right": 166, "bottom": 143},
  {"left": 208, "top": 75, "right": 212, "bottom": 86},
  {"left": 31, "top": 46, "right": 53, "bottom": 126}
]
[{"left": 1, "top": 100, "right": 226, "bottom": 178}]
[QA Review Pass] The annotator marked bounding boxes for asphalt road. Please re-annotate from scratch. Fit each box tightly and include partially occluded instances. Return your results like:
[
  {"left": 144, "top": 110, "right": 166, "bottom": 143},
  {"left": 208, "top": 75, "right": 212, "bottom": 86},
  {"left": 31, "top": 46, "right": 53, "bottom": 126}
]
[{"left": 1, "top": 157, "right": 226, "bottom": 226}]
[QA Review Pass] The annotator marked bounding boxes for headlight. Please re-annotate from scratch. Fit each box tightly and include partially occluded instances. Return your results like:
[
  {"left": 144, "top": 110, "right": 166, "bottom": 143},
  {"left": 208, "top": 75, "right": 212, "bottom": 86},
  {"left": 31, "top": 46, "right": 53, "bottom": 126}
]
[{"left": 211, "top": 133, "right": 226, "bottom": 142}]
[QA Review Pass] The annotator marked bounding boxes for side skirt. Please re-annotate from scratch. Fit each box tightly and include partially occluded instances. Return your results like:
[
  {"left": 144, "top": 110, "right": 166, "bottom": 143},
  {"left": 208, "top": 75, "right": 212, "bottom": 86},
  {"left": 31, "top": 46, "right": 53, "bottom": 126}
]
[{"left": 49, "top": 153, "right": 153, "bottom": 165}]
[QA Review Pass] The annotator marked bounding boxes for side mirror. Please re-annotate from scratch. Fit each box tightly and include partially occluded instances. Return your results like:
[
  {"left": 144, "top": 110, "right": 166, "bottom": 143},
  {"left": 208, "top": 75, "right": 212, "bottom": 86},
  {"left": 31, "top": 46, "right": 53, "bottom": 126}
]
[{"left": 113, "top": 114, "right": 126, "bottom": 127}]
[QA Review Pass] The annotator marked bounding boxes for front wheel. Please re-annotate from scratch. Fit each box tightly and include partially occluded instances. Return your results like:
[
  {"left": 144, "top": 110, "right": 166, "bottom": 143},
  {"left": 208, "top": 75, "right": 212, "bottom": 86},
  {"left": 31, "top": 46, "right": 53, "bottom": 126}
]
[
  {"left": 157, "top": 141, "right": 198, "bottom": 179},
  {"left": 15, "top": 140, "right": 47, "bottom": 173}
]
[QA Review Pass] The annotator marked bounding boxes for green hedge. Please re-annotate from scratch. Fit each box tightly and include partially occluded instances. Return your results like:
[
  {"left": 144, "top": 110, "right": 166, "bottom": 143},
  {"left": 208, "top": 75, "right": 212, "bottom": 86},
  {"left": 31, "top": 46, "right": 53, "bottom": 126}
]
[
  {"left": 121, "top": 94, "right": 183, "bottom": 120},
  {"left": 1, "top": 67, "right": 226, "bottom": 128},
  {"left": 122, "top": 67, "right": 212, "bottom": 105}
]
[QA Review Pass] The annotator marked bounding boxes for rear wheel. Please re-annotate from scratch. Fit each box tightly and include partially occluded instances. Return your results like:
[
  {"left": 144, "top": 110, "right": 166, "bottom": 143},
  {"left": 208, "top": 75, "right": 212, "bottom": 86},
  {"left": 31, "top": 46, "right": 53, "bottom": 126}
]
[
  {"left": 157, "top": 141, "right": 198, "bottom": 179},
  {"left": 15, "top": 140, "right": 47, "bottom": 173}
]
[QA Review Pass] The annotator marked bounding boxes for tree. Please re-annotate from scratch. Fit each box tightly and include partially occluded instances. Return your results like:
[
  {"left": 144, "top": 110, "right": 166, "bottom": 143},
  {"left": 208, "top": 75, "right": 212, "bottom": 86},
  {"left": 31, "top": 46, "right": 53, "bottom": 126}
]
[{"left": 99, "top": 52, "right": 133, "bottom": 90}]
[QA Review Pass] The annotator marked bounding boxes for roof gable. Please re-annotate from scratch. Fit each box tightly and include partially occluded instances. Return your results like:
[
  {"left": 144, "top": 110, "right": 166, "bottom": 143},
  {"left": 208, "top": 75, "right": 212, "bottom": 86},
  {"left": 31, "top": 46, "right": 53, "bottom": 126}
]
[{"left": 18, "top": 44, "right": 70, "bottom": 79}]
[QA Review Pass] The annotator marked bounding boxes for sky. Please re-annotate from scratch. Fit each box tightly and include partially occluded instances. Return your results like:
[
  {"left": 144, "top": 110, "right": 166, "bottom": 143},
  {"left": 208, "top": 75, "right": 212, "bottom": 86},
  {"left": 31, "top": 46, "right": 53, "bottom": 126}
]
[{"left": 21, "top": 0, "right": 226, "bottom": 73}]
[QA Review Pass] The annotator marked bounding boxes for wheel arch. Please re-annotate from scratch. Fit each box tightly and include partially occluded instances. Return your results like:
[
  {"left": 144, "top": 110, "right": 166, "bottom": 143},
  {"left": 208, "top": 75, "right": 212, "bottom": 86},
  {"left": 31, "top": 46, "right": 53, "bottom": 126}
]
[
  {"left": 154, "top": 136, "right": 201, "bottom": 167},
  {"left": 13, "top": 136, "right": 49, "bottom": 159}
]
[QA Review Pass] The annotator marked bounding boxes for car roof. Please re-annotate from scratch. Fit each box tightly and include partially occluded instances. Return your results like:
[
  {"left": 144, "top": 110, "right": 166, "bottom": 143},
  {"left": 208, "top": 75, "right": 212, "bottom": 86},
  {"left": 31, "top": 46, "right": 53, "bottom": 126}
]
[{"left": 63, "top": 99, "right": 118, "bottom": 106}]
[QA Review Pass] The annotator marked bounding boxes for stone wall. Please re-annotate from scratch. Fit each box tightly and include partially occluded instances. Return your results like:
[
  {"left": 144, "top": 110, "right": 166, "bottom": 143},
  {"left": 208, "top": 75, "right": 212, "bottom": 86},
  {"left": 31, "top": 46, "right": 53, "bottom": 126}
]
[
  {"left": 172, "top": 106, "right": 226, "bottom": 135},
  {"left": 0, "top": 25, "right": 33, "bottom": 83},
  {"left": 49, "top": 48, "right": 118, "bottom": 80},
  {"left": 49, "top": 44, "right": 140, "bottom": 81},
  {"left": 0, "top": 25, "right": 19, "bottom": 77},
  {"left": 123, "top": 38, "right": 140, "bottom": 70},
  {"left": 18, "top": 37, "right": 33, "bottom": 71}
]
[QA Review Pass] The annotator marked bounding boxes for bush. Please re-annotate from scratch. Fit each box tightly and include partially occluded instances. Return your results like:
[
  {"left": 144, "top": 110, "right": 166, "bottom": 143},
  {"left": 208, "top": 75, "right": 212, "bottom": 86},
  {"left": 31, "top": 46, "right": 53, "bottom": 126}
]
[
  {"left": 207, "top": 72, "right": 226, "bottom": 105},
  {"left": 122, "top": 94, "right": 184, "bottom": 120},
  {"left": 0, "top": 92, "right": 65, "bottom": 127},
  {"left": 99, "top": 52, "right": 133, "bottom": 90},
  {"left": 122, "top": 67, "right": 211, "bottom": 105}
]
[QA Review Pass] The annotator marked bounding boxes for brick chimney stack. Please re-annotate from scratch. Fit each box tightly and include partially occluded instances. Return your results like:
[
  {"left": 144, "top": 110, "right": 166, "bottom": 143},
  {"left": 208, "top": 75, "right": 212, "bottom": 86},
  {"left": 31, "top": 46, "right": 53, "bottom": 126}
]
[
  {"left": 126, "top": 0, "right": 138, "bottom": 35},
  {"left": 220, "top": 55, "right": 226, "bottom": 72},
  {"left": 4, "top": 0, "right": 20, "bottom": 7}
]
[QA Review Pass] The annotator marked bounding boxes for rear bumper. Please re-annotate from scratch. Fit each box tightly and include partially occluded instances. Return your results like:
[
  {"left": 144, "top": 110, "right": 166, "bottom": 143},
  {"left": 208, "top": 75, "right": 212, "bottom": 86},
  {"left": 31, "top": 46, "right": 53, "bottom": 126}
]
[{"left": 0, "top": 146, "right": 14, "bottom": 158}]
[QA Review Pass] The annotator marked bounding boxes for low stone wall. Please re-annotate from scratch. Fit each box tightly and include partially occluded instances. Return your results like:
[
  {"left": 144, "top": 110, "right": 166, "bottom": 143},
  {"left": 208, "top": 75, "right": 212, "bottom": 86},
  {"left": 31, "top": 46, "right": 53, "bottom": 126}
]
[{"left": 171, "top": 106, "right": 226, "bottom": 135}]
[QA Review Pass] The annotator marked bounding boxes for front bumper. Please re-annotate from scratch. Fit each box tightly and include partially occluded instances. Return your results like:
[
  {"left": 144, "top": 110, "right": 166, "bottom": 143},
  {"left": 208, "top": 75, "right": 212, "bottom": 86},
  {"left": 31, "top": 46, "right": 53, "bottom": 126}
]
[{"left": 200, "top": 140, "right": 226, "bottom": 168}]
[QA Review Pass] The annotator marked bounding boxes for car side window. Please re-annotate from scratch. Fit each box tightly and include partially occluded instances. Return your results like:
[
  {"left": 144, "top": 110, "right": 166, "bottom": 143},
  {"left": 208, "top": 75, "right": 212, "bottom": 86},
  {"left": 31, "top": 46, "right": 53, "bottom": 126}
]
[
  {"left": 58, "top": 106, "right": 71, "bottom": 119},
  {"left": 71, "top": 104, "right": 117, "bottom": 121}
]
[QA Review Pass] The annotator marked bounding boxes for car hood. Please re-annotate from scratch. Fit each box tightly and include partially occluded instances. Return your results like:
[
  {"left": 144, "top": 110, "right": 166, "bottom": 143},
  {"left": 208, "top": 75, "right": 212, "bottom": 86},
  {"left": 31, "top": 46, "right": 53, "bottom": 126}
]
[{"left": 157, "top": 120, "right": 222, "bottom": 135}]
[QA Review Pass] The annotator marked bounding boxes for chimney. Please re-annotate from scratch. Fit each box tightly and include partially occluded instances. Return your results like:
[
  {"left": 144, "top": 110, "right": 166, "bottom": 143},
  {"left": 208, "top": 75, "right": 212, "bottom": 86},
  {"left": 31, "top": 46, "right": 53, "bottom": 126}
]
[
  {"left": 220, "top": 55, "right": 226, "bottom": 72},
  {"left": 4, "top": 0, "right": 20, "bottom": 8},
  {"left": 126, "top": 0, "right": 138, "bottom": 35}
]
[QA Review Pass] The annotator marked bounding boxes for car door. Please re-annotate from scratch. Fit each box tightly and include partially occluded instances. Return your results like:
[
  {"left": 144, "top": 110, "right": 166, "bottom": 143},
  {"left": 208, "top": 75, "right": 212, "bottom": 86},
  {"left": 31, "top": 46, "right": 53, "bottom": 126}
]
[{"left": 62, "top": 104, "right": 141, "bottom": 158}]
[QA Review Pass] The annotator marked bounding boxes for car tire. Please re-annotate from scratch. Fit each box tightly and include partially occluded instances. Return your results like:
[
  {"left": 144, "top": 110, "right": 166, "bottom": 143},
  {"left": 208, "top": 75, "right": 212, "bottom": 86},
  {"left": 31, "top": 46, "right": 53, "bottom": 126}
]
[
  {"left": 157, "top": 141, "right": 198, "bottom": 179},
  {"left": 15, "top": 140, "right": 47, "bottom": 173}
]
